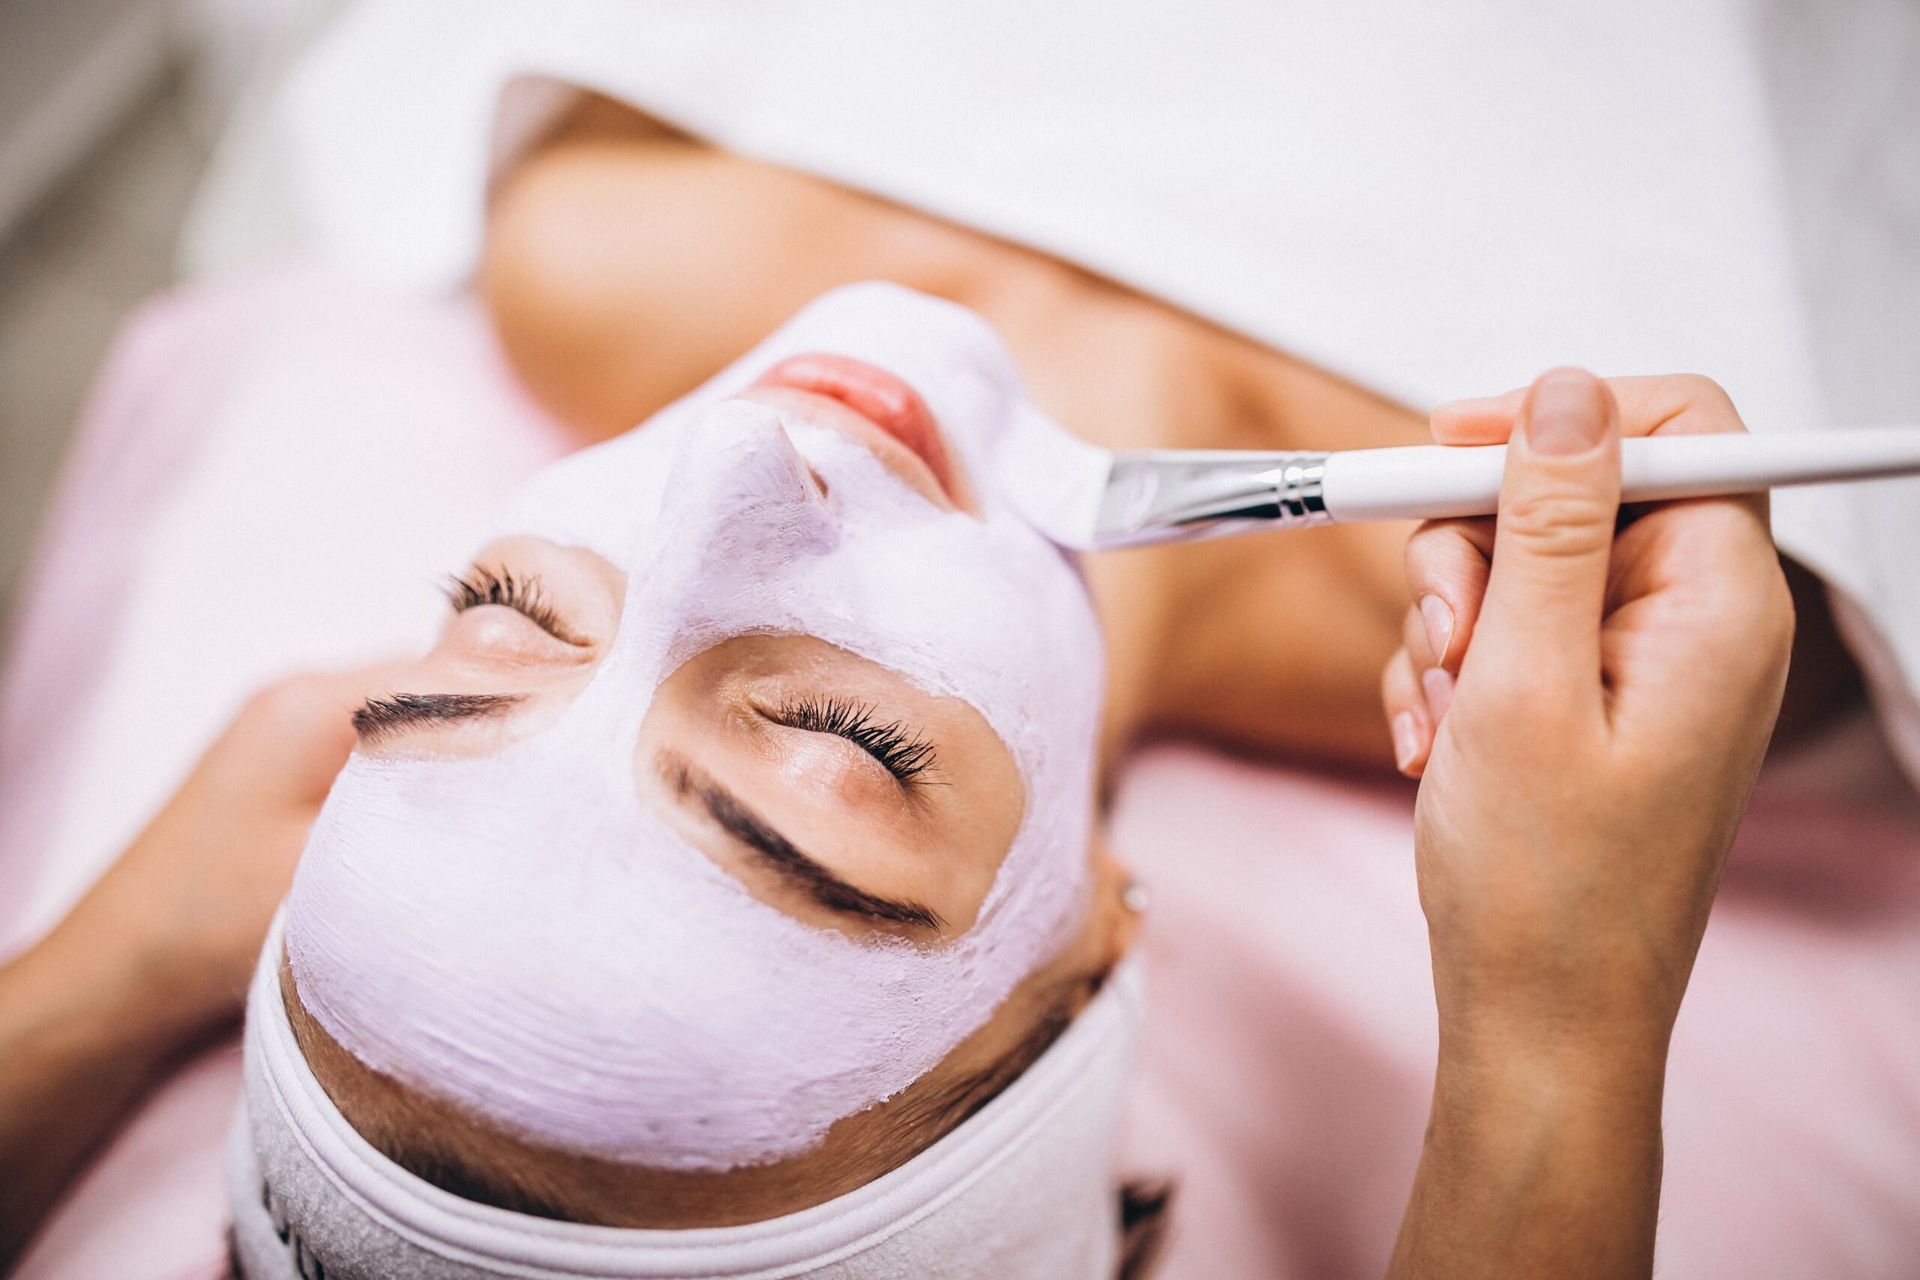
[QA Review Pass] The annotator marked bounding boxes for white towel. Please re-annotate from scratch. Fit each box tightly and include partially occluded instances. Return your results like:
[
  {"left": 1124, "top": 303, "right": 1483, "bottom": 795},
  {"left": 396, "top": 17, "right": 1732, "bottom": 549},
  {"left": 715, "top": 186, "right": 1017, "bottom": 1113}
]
[{"left": 181, "top": 0, "right": 1920, "bottom": 774}]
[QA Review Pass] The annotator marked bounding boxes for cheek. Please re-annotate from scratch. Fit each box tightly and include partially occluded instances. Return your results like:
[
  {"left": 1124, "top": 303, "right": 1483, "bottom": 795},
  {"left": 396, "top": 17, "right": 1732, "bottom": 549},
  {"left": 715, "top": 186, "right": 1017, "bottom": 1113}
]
[
  {"left": 950, "top": 779, "right": 1024, "bottom": 860},
  {"left": 949, "top": 735, "right": 1029, "bottom": 890}
]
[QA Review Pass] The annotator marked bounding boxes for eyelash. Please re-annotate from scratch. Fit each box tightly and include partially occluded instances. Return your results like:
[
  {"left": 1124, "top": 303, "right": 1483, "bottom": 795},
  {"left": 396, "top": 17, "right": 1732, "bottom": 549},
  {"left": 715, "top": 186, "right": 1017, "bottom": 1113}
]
[
  {"left": 445, "top": 570, "right": 932, "bottom": 784},
  {"left": 444, "top": 565, "right": 586, "bottom": 646},
  {"left": 772, "top": 695, "right": 939, "bottom": 786}
]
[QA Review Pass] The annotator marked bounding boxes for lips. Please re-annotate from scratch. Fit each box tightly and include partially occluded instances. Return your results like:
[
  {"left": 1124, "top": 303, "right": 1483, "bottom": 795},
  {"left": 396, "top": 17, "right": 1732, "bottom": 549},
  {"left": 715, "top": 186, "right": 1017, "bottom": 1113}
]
[{"left": 751, "top": 354, "right": 969, "bottom": 507}]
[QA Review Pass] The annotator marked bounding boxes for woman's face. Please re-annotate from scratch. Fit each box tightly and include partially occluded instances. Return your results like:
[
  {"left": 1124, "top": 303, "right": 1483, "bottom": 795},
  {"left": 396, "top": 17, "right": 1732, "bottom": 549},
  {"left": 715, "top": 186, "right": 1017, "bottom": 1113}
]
[
  {"left": 282, "top": 284, "right": 1114, "bottom": 1210},
  {"left": 359, "top": 369, "right": 1029, "bottom": 939}
]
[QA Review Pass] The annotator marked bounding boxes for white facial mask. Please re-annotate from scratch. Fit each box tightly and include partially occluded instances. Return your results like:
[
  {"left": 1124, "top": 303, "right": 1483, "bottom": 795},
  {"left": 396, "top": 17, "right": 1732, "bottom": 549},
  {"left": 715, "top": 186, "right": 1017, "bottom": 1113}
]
[{"left": 283, "top": 282, "right": 1106, "bottom": 1171}]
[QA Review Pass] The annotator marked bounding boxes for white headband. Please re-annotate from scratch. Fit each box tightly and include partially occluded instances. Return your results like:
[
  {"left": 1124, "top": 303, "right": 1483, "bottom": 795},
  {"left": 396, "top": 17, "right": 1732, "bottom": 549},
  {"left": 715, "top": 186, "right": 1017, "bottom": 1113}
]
[{"left": 229, "top": 922, "right": 1140, "bottom": 1279}]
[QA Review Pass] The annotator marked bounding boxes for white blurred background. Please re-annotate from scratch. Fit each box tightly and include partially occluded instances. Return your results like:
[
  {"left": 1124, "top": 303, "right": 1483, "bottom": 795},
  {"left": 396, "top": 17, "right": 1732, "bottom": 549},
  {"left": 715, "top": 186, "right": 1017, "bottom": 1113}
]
[{"left": 0, "top": 0, "right": 342, "bottom": 625}]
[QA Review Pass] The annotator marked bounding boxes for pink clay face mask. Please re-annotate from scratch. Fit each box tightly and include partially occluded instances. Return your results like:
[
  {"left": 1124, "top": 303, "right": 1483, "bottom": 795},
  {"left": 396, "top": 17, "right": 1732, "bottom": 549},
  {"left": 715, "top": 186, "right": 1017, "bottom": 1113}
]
[{"left": 283, "top": 283, "right": 1105, "bottom": 1171}]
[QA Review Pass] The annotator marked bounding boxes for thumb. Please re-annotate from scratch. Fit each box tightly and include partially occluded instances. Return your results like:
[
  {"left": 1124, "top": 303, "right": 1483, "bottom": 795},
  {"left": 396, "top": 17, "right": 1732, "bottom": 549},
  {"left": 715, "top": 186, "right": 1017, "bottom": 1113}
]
[{"left": 1471, "top": 368, "right": 1621, "bottom": 708}]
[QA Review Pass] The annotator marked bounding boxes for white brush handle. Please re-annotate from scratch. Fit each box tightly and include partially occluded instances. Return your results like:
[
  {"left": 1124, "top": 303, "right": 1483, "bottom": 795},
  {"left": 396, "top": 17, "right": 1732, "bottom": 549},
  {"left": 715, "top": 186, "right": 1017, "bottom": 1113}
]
[{"left": 1319, "top": 426, "right": 1920, "bottom": 523}]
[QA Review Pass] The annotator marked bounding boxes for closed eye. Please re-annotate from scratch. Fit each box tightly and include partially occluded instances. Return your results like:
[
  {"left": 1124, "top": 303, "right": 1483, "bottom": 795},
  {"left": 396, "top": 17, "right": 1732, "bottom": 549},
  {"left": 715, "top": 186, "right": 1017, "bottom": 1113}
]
[
  {"left": 660, "top": 753, "right": 944, "bottom": 930},
  {"left": 764, "top": 695, "right": 940, "bottom": 786},
  {"left": 445, "top": 565, "right": 590, "bottom": 647}
]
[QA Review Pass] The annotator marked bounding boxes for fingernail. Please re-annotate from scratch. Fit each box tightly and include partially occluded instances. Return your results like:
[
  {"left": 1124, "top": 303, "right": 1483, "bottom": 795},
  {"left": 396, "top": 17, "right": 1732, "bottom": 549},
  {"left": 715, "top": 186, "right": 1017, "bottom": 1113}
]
[
  {"left": 1525, "top": 370, "right": 1607, "bottom": 456},
  {"left": 1419, "top": 594, "right": 1454, "bottom": 664},
  {"left": 1421, "top": 666, "right": 1455, "bottom": 722},
  {"left": 1392, "top": 711, "right": 1420, "bottom": 771}
]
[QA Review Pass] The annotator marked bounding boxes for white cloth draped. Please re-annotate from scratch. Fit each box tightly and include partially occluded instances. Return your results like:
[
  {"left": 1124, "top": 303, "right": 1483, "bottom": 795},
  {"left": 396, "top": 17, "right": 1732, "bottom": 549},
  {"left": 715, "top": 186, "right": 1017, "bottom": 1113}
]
[{"left": 182, "top": 0, "right": 1920, "bottom": 781}]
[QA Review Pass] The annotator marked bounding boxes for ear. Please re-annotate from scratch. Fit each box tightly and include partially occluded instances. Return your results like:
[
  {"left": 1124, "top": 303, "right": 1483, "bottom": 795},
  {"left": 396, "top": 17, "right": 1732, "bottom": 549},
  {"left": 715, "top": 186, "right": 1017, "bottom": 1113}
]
[{"left": 1084, "top": 840, "right": 1142, "bottom": 974}]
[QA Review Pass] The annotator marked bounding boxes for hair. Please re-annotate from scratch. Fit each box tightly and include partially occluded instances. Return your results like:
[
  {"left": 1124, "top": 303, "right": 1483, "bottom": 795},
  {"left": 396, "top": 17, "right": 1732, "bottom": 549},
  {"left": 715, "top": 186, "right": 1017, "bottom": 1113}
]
[
  {"left": 264, "top": 956, "right": 1174, "bottom": 1278},
  {"left": 414, "top": 964, "right": 1175, "bottom": 1275}
]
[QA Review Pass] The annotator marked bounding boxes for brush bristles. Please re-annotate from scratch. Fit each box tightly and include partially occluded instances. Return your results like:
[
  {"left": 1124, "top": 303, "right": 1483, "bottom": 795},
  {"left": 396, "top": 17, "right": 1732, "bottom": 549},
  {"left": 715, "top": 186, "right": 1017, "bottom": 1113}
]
[{"left": 989, "top": 409, "right": 1113, "bottom": 550}]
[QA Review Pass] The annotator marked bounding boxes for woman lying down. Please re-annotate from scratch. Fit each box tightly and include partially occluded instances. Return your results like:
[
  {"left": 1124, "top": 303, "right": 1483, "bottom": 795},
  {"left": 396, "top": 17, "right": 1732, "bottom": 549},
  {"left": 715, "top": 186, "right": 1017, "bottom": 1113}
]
[
  {"left": 0, "top": 91, "right": 1833, "bottom": 1275},
  {"left": 236, "top": 285, "right": 1148, "bottom": 1276},
  {"left": 172, "top": 279, "right": 1794, "bottom": 1279}
]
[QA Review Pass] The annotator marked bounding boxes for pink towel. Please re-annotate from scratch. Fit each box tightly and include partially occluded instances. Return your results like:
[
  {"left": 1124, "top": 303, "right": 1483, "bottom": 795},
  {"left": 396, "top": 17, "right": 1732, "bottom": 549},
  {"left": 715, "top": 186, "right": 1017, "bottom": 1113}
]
[{"left": 1113, "top": 734, "right": 1920, "bottom": 1278}]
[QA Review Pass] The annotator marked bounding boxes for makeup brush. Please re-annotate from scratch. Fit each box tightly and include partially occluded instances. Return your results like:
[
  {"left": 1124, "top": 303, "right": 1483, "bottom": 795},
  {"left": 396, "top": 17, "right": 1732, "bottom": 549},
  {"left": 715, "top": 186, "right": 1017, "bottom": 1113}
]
[{"left": 996, "top": 422, "right": 1920, "bottom": 550}]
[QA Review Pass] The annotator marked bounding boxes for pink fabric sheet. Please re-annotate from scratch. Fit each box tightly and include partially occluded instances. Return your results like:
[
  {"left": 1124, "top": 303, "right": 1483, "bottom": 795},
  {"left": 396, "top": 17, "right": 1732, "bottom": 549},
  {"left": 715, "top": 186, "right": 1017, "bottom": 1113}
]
[
  {"left": 1, "top": 267, "right": 571, "bottom": 1279},
  {"left": 3, "top": 267, "right": 1917, "bottom": 1278},
  {"left": 1114, "top": 737, "right": 1920, "bottom": 1278}
]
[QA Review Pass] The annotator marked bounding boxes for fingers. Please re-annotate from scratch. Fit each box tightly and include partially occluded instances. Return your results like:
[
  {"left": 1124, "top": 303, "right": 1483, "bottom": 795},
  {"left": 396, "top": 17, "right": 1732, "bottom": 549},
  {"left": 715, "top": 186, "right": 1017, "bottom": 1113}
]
[
  {"left": 1383, "top": 612, "right": 1449, "bottom": 776},
  {"left": 1381, "top": 647, "right": 1432, "bottom": 776},
  {"left": 1602, "top": 373, "right": 1770, "bottom": 537},
  {"left": 1411, "top": 369, "right": 1764, "bottom": 758},
  {"left": 1601, "top": 373, "right": 1743, "bottom": 438},
  {"left": 1403, "top": 518, "right": 1494, "bottom": 672},
  {"left": 1387, "top": 517, "right": 1496, "bottom": 773},
  {"left": 1428, "top": 387, "right": 1527, "bottom": 445},
  {"left": 1430, "top": 372, "right": 1744, "bottom": 445},
  {"left": 1467, "top": 369, "right": 1621, "bottom": 714}
]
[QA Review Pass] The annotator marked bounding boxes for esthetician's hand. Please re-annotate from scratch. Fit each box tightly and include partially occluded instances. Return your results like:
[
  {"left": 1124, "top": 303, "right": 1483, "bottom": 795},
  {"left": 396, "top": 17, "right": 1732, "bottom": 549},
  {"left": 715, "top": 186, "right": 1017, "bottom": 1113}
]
[{"left": 1379, "top": 370, "right": 1793, "bottom": 1279}]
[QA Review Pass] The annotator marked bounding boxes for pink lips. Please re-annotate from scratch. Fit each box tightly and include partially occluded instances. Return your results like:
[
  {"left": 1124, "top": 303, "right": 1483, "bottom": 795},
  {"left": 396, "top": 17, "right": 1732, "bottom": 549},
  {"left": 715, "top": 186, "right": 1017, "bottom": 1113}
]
[{"left": 751, "top": 354, "right": 972, "bottom": 509}]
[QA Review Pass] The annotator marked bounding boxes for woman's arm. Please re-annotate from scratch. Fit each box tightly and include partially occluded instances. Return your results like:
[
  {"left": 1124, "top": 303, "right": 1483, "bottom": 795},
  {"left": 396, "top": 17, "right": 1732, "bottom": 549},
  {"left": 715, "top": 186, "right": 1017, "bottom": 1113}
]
[
  {"left": 0, "top": 671, "right": 373, "bottom": 1269},
  {"left": 0, "top": 916, "right": 211, "bottom": 1269},
  {"left": 1381, "top": 371, "right": 1792, "bottom": 1276}
]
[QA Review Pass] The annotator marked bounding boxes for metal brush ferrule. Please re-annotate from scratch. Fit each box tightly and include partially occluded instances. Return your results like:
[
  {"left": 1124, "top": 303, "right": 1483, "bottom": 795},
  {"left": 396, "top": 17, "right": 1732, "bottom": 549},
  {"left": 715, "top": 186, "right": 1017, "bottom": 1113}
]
[{"left": 1093, "top": 451, "right": 1332, "bottom": 548}]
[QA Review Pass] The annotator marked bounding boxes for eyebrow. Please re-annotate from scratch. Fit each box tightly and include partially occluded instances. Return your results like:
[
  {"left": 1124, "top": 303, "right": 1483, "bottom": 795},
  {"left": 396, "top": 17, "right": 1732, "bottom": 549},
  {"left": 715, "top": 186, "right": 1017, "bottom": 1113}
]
[
  {"left": 660, "top": 754, "right": 944, "bottom": 931},
  {"left": 352, "top": 692, "right": 527, "bottom": 742}
]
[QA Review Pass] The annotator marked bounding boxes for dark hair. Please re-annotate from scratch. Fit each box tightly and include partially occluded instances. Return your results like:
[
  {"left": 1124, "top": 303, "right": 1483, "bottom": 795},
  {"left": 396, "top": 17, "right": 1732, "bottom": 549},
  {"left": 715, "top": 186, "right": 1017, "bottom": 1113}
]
[
  {"left": 267, "top": 959, "right": 1173, "bottom": 1277},
  {"left": 1117, "top": 1178, "right": 1176, "bottom": 1280}
]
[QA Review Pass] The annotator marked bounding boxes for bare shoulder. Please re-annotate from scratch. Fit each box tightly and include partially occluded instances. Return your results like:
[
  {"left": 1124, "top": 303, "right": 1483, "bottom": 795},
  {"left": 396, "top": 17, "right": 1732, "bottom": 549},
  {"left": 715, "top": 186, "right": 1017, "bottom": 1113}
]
[
  {"left": 480, "top": 102, "right": 736, "bottom": 437},
  {"left": 480, "top": 95, "right": 984, "bottom": 439}
]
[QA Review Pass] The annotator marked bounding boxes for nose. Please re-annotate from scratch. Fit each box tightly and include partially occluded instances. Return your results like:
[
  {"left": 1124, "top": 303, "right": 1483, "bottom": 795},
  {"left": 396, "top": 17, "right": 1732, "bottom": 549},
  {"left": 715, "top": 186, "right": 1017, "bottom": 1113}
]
[{"left": 660, "top": 402, "right": 837, "bottom": 558}]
